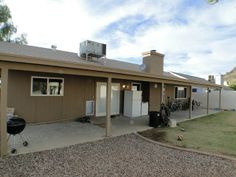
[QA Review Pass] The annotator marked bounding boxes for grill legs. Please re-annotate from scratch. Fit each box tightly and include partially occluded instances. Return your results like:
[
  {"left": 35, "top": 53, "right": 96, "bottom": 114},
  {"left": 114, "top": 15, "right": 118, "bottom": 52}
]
[{"left": 8, "top": 134, "right": 29, "bottom": 154}]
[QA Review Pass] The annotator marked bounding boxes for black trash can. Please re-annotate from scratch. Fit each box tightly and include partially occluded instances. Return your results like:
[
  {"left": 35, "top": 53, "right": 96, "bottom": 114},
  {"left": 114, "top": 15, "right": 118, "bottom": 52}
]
[{"left": 149, "top": 111, "right": 161, "bottom": 127}]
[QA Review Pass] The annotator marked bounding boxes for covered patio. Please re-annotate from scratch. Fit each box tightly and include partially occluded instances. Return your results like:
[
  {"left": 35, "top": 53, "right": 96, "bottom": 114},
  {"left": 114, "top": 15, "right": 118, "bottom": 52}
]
[
  {"left": 8, "top": 115, "right": 151, "bottom": 154},
  {"left": 8, "top": 106, "right": 222, "bottom": 155}
]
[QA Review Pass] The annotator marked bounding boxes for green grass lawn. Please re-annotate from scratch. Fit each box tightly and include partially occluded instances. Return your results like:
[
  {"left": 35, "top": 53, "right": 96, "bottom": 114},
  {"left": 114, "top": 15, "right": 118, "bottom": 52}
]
[{"left": 139, "top": 111, "right": 236, "bottom": 157}]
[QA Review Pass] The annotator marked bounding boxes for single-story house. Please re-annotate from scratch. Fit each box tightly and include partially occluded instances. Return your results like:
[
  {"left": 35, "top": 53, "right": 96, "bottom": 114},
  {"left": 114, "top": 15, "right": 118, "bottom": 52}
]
[{"left": 0, "top": 41, "right": 222, "bottom": 156}]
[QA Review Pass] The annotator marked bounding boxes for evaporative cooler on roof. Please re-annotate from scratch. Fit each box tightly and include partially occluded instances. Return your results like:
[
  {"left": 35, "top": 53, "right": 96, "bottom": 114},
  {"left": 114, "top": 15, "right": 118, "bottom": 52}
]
[{"left": 79, "top": 40, "right": 106, "bottom": 61}]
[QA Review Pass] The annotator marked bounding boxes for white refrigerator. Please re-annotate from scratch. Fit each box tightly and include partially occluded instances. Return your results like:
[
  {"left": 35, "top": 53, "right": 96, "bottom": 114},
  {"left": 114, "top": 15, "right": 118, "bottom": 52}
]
[{"left": 123, "top": 90, "right": 142, "bottom": 117}]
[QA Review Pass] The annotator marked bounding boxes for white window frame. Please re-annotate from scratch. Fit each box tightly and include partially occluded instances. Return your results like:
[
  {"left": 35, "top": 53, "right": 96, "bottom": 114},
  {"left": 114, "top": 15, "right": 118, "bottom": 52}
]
[
  {"left": 174, "top": 86, "right": 187, "bottom": 99},
  {"left": 31, "top": 76, "right": 64, "bottom": 96}
]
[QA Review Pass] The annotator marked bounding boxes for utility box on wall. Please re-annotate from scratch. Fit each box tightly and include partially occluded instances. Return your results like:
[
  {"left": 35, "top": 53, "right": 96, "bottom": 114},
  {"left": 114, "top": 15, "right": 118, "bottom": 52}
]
[{"left": 86, "top": 100, "right": 94, "bottom": 116}]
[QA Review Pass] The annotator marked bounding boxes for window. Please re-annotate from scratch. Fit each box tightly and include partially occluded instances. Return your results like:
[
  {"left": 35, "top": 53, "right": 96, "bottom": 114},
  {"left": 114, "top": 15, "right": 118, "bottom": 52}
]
[
  {"left": 32, "top": 78, "right": 47, "bottom": 95},
  {"left": 192, "top": 88, "right": 197, "bottom": 93},
  {"left": 175, "top": 87, "right": 187, "bottom": 99},
  {"left": 49, "top": 79, "right": 63, "bottom": 95},
  {"left": 31, "top": 77, "right": 64, "bottom": 96}
]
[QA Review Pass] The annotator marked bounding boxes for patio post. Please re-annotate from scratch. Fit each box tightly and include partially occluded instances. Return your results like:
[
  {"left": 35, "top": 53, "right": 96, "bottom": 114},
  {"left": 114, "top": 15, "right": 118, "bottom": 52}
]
[
  {"left": 219, "top": 88, "right": 222, "bottom": 111},
  {"left": 106, "top": 76, "right": 112, "bottom": 137},
  {"left": 161, "top": 82, "right": 165, "bottom": 104},
  {"left": 189, "top": 85, "right": 192, "bottom": 119},
  {"left": 0, "top": 67, "right": 9, "bottom": 157},
  {"left": 206, "top": 88, "right": 210, "bottom": 114}
]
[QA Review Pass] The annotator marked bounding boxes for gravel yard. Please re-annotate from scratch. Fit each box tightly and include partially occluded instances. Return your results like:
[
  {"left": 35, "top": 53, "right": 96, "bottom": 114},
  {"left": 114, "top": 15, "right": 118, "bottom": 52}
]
[{"left": 0, "top": 134, "right": 236, "bottom": 177}]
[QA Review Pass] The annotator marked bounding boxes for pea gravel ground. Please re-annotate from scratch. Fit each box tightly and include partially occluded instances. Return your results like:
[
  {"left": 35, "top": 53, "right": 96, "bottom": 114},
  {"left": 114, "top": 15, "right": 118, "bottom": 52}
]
[{"left": 1, "top": 134, "right": 236, "bottom": 177}]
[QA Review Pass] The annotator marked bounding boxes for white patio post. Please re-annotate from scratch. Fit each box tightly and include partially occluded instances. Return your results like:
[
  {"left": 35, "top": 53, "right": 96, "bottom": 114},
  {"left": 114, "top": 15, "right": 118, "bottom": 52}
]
[
  {"left": 0, "top": 67, "right": 9, "bottom": 156},
  {"left": 219, "top": 88, "right": 222, "bottom": 111},
  {"left": 189, "top": 85, "right": 192, "bottom": 119},
  {"left": 106, "top": 76, "right": 112, "bottom": 137},
  {"left": 206, "top": 88, "right": 210, "bottom": 114}
]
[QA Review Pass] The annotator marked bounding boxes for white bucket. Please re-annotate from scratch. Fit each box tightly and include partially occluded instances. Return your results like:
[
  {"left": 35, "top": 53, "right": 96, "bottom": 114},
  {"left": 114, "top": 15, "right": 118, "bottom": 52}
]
[{"left": 169, "top": 119, "right": 177, "bottom": 127}]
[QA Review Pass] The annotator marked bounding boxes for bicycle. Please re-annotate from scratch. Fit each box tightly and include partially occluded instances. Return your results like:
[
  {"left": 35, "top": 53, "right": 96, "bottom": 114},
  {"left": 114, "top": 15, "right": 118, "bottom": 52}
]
[
  {"left": 169, "top": 99, "right": 182, "bottom": 112},
  {"left": 192, "top": 99, "right": 201, "bottom": 110}
]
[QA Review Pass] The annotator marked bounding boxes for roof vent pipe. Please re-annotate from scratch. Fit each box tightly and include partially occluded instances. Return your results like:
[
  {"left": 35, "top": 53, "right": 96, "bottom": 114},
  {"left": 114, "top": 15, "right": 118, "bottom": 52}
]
[{"left": 51, "top": 45, "right": 57, "bottom": 50}]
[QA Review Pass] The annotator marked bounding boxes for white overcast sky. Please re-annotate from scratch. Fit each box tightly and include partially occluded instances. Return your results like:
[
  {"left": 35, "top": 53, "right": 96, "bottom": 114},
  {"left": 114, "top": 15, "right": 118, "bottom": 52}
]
[{"left": 4, "top": 0, "right": 236, "bottom": 83}]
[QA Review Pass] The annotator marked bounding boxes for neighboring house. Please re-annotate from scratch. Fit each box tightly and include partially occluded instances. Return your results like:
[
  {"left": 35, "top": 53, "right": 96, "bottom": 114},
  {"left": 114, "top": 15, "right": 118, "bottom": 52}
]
[
  {"left": 0, "top": 41, "right": 221, "bottom": 156},
  {"left": 223, "top": 67, "right": 236, "bottom": 86}
]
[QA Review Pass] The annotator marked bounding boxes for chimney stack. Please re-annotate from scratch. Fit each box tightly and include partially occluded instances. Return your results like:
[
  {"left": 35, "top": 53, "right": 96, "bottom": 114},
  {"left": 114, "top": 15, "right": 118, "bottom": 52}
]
[
  {"left": 142, "top": 50, "right": 164, "bottom": 76},
  {"left": 208, "top": 75, "right": 216, "bottom": 84}
]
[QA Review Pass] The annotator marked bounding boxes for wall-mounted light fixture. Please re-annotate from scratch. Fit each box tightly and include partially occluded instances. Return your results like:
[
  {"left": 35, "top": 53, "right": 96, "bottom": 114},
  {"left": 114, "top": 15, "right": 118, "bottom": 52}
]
[{"left": 154, "top": 84, "right": 158, "bottom": 88}]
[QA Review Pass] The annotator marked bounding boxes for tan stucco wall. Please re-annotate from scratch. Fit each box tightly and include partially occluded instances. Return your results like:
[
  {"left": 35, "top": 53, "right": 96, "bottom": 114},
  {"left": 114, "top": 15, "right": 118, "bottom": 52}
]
[
  {"left": 7, "top": 70, "right": 98, "bottom": 123},
  {"left": 7, "top": 71, "right": 135, "bottom": 123},
  {"left": 165, "top": 85, "right": 175, "bottom": 103},
  {"left": 6, "top": 70, "right": 191, "bottom": 123},
  {"left": 164, "top": 84, "right": 191, "bottom": 103},
  {"left": 149, "top": 83, "right": 161, "bottom": 111}
]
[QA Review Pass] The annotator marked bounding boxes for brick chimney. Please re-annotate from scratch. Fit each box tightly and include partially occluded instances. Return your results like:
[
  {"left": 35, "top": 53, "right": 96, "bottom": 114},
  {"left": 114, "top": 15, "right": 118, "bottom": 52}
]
[{"left": 142, "top": 50, "right": 164, "bottom": 75}]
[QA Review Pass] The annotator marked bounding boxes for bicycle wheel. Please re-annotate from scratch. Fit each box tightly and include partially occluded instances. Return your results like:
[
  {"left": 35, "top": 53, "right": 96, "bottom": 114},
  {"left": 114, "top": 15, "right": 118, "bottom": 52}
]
[{"left": 171, "top": 103, "right": 177, "bottom": 112}]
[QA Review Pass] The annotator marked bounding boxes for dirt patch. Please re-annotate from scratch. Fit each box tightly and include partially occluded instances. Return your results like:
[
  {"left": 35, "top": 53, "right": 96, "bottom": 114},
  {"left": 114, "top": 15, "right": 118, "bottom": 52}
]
[{"left": 138, "top": 129, "right": 167, "bottom": 142}]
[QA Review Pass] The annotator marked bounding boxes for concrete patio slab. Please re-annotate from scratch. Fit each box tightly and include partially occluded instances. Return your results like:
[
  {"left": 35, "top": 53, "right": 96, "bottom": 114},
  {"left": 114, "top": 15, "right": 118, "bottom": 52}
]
[
  {"left": 8, "top": 121, "right": 105, "bottom": 155},
  {"left": 111, "top": 115, "right": 152, "bottom": 136},
  {"left": 170, "top": 108, "right": 220, "bottom": 122},
  {"left": 8, "top": 115, "right": 152, "bottom": 155}
]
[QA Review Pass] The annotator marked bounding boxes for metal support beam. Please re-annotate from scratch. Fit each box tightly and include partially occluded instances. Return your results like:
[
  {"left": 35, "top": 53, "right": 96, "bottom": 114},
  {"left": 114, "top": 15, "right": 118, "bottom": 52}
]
[
  {"left": 219, "top": 88, "right": 222, "bottom": 111},
  {"left": 106, "top": 77, "right": 112, "bottom": 137},
  {"left": 207, "top": 88, "right": 210, "bottom": 114},
  {"left": 189, "top": 85, "right": 192, "bottom": 119},
  {"left": 0, "top": 67, "right": 8, "bottom": 156}
]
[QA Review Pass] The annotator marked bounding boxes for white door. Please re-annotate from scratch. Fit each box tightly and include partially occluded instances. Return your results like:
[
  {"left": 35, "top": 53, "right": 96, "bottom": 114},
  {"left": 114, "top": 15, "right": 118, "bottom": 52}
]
[
  {"left": 111, "top": 83, "right": 120, "bottom": 115},
  {"left": 96, "top": 82, "right": 107, "bottom": 116},
  {"left": 96, "top": 82, "right": 120, "bottom": 116}
]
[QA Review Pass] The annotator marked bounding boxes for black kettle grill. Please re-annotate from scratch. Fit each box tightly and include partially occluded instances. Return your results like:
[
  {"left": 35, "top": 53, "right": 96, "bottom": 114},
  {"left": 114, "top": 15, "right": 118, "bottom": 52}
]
[{"left": 7, "top": 117, "right": 28, "bottom": 154}]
